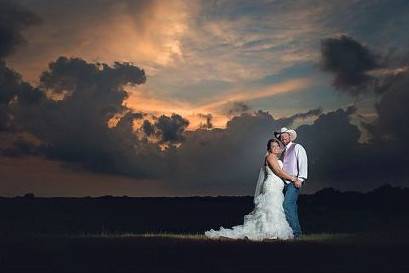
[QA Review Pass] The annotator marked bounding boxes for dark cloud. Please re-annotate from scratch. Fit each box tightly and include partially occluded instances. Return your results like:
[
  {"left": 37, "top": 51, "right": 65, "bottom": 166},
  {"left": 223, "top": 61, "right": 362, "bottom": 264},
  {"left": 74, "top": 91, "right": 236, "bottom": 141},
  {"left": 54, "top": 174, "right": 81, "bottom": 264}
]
[
  {"left": 366, "top": 65, "right": 409, "bottom": 143},
  {"left": 368, "top": 51, "right": 409, "bottom": 142},
  {"left": 198, "top": 113, "right": 213, "bottom": 129},
  {"left": 4, "top": 57, "right": 386, "bottom": 195},
  {"left": 0, "top": 1, "right": 44, "bottom": 131},
  {"left": 0, "top": 133, "right": 41, "bottom": 156},
  {"left": 287, "top": 108, "right": 322, "bottom": 122},
  {"left": 163, "top": 110, "right": 287, "bottom": 194},
  {"left": 320, "top": 35, "right": 380, "bottom": 94},
  {"left": 161, "top": 109, "right": 327, "bottom": 195},
  {"left": 297, "top": 107, "right": 362, "bottom": 186},
  {"left": 114, "top": 111, "right": 144, "bottom": 136},
  {"left": 0, "top": 106, "right": 10, "bottom": 131},
  {"left": 142, "top": 120, "right": 155, "bottom": 136},
  {"left": 1, "top": 54, "right": 200, "bottom": 185},
  {"left": 0, "top": 63, "right": 20, "bottom": 104},
  {"left": 3, "top": 56, "right": 163, "bottom": 179},
  {"left": 1, "top": 54, "right": 185, "bottom": 181},
  {"left": 0, "top": 62, "right": 44, "bottom": 104},
  {"left": 224, "top": 101, "right": 251, "bottom": 116},
  {"left": 0, "top": 0, "right": 41, "bottom": 59},
  {"left": 318, "top": 35, "right": 409, "bottom": 191},
  {"left": 2, "top": 52, "right": 407, "bottom": 194},
  {"left": 155, "top": 114, "right": 189, "bottom": 144},
  {"left": 139, "top": 113, "right": 191, "bottom": 144},
  {"left": 0, "top": 59, "right": 45, "bottom": 132},
  {"left": 140, "top": 113, "right": 190, "bottom": 145},
  {"left": 320, "top": 35, "right": 409, "bottom": 144}
]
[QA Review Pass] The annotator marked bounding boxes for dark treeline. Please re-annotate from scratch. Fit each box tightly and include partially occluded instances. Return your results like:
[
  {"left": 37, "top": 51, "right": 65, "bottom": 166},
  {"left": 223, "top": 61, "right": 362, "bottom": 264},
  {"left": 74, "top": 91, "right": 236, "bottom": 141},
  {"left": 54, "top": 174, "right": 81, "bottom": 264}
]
[{"left": 0, "top": 184, "right": 407, "bottom": 235}]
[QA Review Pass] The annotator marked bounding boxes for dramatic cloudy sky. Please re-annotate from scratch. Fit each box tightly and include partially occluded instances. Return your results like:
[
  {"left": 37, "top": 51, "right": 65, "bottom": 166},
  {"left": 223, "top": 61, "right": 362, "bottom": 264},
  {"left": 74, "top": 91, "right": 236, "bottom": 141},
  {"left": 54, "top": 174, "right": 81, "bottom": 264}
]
[{"left": 1, "top": 0, "right": 408, "bottom": 197}]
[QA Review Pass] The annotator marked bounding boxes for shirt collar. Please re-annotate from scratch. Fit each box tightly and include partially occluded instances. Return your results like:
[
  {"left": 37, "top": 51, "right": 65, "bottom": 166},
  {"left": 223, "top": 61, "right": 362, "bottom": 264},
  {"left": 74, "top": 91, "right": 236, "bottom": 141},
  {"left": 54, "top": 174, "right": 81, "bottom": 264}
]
[{"left": 285, "top": 142, "right": 293, "bottom": 149}]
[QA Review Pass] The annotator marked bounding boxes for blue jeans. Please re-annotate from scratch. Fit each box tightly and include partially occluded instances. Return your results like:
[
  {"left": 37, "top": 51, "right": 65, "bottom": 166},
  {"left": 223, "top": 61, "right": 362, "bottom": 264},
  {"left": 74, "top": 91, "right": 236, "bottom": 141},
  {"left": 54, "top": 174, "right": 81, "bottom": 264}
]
[{"left": 283, "top": 183, "right": 302, "bottom": 237}]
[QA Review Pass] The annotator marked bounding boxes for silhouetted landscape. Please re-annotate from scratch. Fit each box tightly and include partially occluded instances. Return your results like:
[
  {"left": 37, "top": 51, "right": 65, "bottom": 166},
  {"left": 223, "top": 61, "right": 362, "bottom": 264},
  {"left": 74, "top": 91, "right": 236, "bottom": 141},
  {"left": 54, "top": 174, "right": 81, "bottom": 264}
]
[
  {"left": 1, "top": 185, "right": 409, "bottom": 272},
  {"left": 1, "top": 184, "right": 407, "bottom": 235}
]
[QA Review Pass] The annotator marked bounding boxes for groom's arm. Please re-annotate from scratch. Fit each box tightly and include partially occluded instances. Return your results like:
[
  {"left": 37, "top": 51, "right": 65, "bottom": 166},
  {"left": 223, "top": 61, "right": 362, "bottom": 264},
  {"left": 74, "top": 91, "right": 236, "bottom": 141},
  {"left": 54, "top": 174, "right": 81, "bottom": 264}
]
[{"left": 296, "top": 145, "right": 308, "bottom": 182}]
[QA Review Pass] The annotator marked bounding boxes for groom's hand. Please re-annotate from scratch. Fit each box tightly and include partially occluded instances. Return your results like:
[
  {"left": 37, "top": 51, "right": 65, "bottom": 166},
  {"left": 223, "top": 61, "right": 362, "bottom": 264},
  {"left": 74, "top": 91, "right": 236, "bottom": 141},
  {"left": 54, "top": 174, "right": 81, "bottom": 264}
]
[{"left": 294, "top": 180, "right": 303, "bottom": 188}]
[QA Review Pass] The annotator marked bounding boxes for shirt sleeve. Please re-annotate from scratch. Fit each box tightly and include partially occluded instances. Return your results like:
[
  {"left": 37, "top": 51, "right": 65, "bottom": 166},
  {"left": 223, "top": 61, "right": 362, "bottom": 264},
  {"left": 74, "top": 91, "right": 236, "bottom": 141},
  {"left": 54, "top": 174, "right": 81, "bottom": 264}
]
[{"left": 296, "top": 144, "right": 308, "bottom": 181}]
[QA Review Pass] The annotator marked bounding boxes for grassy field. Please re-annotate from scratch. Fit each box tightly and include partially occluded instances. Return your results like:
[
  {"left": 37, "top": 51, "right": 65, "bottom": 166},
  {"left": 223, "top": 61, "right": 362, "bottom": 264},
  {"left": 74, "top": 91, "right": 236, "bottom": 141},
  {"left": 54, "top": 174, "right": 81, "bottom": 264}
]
[
  {"left": 1, "top": 189, "right": 408, "bottom": 272},
  {"left": 1, "top": 232, "right": 408, "bottom": 273}
]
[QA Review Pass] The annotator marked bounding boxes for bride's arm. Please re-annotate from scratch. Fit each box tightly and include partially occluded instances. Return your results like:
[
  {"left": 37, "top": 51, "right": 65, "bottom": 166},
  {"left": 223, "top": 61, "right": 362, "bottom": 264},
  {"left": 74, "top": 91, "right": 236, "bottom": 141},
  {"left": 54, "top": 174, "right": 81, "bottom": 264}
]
[{"left": 266, "top": 155, "right": 297, "bottom": 182}]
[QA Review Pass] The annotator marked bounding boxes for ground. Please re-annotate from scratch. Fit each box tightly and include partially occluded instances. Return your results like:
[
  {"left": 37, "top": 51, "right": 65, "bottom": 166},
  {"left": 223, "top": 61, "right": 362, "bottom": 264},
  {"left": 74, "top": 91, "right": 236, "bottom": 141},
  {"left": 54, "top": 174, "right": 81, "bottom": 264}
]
[{"left": 1, "top": 232, "right": 408, "bottom": 273}]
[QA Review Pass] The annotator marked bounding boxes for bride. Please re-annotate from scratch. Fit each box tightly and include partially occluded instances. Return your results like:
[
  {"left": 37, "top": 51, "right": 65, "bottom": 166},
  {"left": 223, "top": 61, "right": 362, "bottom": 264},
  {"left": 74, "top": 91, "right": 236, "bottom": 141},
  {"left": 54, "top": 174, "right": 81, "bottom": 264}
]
[{"left": 205, "top": 138, "right": 299, "bottom": 241}]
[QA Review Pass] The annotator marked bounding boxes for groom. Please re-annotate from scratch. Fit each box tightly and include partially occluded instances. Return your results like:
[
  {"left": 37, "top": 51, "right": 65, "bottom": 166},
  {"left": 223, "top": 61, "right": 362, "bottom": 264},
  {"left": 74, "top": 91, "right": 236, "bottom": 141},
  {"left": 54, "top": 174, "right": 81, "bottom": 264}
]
[{"left": 274, "top": 127, "right": 308, "bottom": 239}]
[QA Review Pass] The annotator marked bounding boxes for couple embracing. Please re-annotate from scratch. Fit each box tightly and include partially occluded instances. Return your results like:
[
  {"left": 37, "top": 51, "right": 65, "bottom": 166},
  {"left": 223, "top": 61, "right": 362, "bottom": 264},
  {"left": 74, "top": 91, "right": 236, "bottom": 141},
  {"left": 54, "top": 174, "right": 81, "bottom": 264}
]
[{"left": 205, "top": 127, "right": 308, "bottom": 241}]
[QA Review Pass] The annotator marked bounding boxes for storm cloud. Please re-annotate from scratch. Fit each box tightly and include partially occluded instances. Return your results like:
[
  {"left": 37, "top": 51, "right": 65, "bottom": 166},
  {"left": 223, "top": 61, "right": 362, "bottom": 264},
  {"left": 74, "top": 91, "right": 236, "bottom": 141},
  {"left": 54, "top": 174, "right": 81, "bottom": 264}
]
[
  {"left": 14, "top": 57, "right": 160, "bottom": 177},
  {"left": 3, "top": 48, "right": 405, "bottom": 194},
  {"left": 320, "top": 35, "right": 380, "bottom": 94},
  {"left": 318, "top": 35, "right": 409, "bottom": 190},
  {"left": 0, "top": 1, "right": 44, "bottom": 132},
  {"left": 224, "top": 102, "right": 251, "bottom": 116},
  {"left": 2, "top": 51, "right": 407, "bottom": 195},
  {"left": 320, "top": 35, "right": 409, "bottom": 145},
  {"left": 367, "top": 62, "right": 409, "bottom": 147},
  {"left": 141, "top": 114, "right": 190, "bottom": 144},
  {"left": 0, "top": 0, "right": 40, "bottom": 59},
  {"left": 198, "top": 113, "right": 213, "bottom": 129}
]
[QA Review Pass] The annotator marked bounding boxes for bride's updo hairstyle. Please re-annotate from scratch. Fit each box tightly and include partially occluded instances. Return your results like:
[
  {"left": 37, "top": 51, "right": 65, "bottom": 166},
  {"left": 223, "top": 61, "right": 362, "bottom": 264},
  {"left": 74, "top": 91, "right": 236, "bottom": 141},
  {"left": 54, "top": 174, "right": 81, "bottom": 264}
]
[{"left": 267, "top": 138, "right": 285, "bottom": 154}]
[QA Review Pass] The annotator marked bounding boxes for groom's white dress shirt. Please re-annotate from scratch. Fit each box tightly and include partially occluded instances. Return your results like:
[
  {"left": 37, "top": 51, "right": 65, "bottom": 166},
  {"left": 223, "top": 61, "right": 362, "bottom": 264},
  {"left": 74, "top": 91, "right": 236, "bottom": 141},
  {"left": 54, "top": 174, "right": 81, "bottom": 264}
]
[{"left": 283, "top": 142, "right": 308, "bottom": 184}]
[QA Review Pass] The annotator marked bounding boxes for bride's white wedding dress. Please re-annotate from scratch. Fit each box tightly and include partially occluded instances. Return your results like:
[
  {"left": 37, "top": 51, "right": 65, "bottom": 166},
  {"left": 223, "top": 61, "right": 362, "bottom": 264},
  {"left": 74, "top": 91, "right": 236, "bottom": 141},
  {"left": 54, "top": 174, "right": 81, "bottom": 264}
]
[{"left": 205, "top": 159, "right": 294, "bottom": 241}]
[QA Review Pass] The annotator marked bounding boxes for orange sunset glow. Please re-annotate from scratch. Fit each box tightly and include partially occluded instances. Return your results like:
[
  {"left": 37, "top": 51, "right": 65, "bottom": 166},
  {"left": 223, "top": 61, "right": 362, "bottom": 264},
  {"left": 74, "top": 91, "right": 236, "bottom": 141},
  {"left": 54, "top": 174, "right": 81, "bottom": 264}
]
[{"left": 123, "top": 77, "right": 312, "bottom": 130}]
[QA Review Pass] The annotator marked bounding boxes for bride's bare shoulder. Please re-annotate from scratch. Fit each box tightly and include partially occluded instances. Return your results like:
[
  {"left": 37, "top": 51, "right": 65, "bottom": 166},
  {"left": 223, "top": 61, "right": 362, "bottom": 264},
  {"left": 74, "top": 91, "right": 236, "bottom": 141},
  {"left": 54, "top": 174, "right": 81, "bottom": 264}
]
[
  {"left": 266, "top": 154, "right": 278, "bottom": 163},
  {"left": 266, "top": 153, "right": 277, "bottom": 158}
]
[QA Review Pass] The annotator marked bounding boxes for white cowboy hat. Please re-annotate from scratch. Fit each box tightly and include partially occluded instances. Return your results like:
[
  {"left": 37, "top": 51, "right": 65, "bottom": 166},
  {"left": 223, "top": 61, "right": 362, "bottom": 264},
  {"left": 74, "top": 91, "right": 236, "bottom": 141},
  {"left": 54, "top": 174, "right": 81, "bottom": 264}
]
[{"left": 274, "top": 127, "right": 297, "bottom": 141}]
